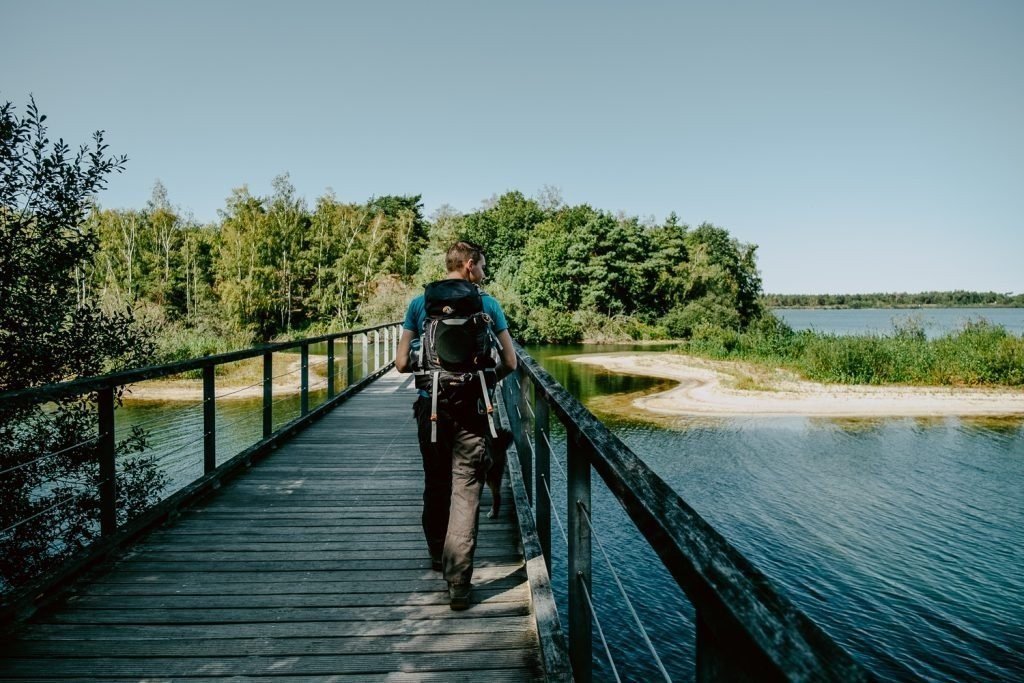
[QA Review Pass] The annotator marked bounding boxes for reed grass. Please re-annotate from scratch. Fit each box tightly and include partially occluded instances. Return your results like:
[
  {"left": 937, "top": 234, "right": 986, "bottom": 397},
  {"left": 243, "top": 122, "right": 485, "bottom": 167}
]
[{"left": 678, "top": 315, "right": 1024, "bottom": 387}]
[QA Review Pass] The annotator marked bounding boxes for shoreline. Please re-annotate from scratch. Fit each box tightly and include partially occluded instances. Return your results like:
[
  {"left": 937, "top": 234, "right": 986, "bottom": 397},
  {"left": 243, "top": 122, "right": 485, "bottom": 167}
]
[
  {"left": 123, "top": 356, "right": 334, "bottom": 402},
  {"left": 570, "top": 352, "right": 1024, "bottom": 417}
]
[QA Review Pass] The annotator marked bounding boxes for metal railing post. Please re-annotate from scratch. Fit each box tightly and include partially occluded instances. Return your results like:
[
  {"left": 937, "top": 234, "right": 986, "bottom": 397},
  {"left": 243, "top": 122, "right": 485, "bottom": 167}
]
[
  {"left": 361, "top": 333, "right": 368, "bottom": 377},
  {"left": 567, "top": 429, "right": 593, "bottom": 683},
  {"left": 534, "top": 388, "right": 551, "bottom": 574},
  {"left": 97, "top": 386, "right": 117, "bottom": 537},
  {"left": 392, "top": 323, "right": 399, "bottom": 359},
  {"left": 263, "top": 351, "right": 273, "bottom": 438},
  {"left": 300, "top": 343, "right": 309, "bottom": 416},
  {"left": 327, "top": 338, "right": 336, "bottom": 399},
  {"left": 518, "top": 368, "right": 533, "bottom": 504},
  {"left": 383, "top": 326, "right": 390, "bottom": 365},
  {"left": 375, "top": 330, "right": 382, "bottom": 371},
  {"left": 203, "top": 365, "right": 216, "bottom": 473},
  {"left": 346, "top": 334, "right": 354, "bottom": 388}
]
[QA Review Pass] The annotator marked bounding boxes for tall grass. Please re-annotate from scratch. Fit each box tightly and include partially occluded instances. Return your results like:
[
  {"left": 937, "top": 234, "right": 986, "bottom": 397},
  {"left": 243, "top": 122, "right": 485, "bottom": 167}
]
[{"left": 679, "top": 315, "right": 1024, "bottom": 387}]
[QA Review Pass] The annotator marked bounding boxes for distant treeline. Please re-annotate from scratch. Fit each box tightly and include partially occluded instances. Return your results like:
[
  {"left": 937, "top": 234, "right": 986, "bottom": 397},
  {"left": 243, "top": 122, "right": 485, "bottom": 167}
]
[{"left": 764, "top": 291, "right": 1024, "bottom": 309}]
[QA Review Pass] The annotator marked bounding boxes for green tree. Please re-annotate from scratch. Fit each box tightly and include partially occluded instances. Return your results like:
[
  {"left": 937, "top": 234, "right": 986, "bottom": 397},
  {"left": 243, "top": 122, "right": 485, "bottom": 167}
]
[
  {"left": 462, "top": 190, "right": 546, "bottom": 276},
  {"left": 0, "top": 98, "right": 165, "bottom": 593}
]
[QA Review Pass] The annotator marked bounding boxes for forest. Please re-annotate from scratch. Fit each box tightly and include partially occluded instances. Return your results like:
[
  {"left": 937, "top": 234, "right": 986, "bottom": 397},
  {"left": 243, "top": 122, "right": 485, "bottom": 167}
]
[
  {"left": 81, "top": 180, "right": 764, "bottom": 358},
  {"left": 764, "top": 291, "right": 1024, "bottom": 308}
]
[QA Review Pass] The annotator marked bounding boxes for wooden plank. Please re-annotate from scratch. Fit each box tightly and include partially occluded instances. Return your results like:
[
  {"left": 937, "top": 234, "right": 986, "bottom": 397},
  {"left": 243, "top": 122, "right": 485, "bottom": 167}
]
[
  {"left": 16, "top": 615, "right": 537, "bottom": 640},
  {"left": 0, "top": 648, "right": 541, "bottom": 676},
  {"left": 3, "top": 631, "right": 537, "bottom": 657},
  {"left": 40, "top": 601, "right": 532, "bottom": 625},
  {"left": 63, "top": 584, "right": 530, "bottom": 609},
  {"left": 0, "top": 673, "right": 542, "bottom": 683}
]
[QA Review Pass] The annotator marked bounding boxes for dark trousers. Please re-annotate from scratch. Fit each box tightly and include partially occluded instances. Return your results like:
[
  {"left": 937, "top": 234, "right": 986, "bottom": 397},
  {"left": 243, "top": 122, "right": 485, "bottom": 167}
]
[{"left": 414, "top": 396, "right": 488, "bottom": 585}]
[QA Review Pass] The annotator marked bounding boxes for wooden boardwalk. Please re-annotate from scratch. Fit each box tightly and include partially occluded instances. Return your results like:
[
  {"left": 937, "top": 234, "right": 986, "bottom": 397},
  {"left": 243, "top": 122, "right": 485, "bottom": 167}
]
[{"left": 0, "top": 372, "right": 546, "bottom": 681}]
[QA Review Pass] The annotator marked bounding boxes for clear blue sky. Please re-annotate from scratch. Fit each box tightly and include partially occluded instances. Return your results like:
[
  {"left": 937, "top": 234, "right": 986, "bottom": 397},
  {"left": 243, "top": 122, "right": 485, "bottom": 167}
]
[{"left": 4, "top": 0, "right": 1022, "bottom": 294}]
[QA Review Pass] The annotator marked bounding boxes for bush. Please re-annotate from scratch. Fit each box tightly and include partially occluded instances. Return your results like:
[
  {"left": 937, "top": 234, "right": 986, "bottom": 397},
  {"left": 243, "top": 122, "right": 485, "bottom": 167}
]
[
  {"left": 660, "top": 295, "right": 741, "bottom": 339},
  {"left": 518, "top": 307, "right": 583, "bottom": 344}
]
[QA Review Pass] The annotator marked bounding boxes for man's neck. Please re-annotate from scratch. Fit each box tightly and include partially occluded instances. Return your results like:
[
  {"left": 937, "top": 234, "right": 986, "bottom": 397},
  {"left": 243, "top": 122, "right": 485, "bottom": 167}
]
[{"left": 446, "top": 271, "right": 469, "bottom": 281}]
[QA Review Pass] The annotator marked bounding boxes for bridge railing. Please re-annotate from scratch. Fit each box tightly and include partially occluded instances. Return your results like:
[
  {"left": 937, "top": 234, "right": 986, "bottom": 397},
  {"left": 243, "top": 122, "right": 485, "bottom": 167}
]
[
  {"left": 0, "top": 321, "right": 401, "bottom": 620},
  {"left": 500, "top": 342, "right": 875, "bottom": 682}
]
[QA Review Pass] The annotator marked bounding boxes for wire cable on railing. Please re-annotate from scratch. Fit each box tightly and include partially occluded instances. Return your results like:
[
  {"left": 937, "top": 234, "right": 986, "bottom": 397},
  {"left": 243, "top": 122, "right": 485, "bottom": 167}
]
[
  {"left": 579, "top": 573, "right": 624, "bottom": 683},
  {"left": 540, "top": 474, "right": 569, "bottom": 546},
  {"left": 213, "top": 410, "right": 264, "bottom": 435},
  {"left": 144, "top": 426, "right": 212, "bottom": 453},
  {"left": 123, "top": 397, "right": 209, "bottom": 432},
  {"left": 214, "top": 380, "right": 266, "bottom": 400},
  {"left": 540, "top": 428, "right": 569, "bottom": 483},
  {"left": 578, "top": 502, "right": 672, "bottom": 682},
  {"left": 156, "top": 432, "right": 210, "bottom": 467},
  {"left": 1, "top": 490, "right": 87, "bottom": 535},
  {"left": 0, "top": 435, "right": 101, "bottom": 478}
]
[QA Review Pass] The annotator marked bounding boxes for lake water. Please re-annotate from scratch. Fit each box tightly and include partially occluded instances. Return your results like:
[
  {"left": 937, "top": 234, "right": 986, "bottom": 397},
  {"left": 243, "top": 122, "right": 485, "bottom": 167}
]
[
  {"left": 529, "top": 343, "right": 1024, "bottom": 682},
  {"left": 775, "top": 307, "right": 1024, "bottom": 339},
  {"left": 114, "top": 312, "right": 1024, "bottom": 681}
]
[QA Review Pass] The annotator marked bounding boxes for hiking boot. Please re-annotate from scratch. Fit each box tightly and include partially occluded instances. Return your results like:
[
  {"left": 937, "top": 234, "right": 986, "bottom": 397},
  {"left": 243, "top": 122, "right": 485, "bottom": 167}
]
[{"left": 448, "top": 582, "right": 472, "bottom": 611}]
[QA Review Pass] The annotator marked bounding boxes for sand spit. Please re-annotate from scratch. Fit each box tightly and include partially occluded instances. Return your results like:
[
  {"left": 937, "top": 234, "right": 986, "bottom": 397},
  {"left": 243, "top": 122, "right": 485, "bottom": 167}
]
[{"left": 571, "top": 353, "right": 1024, "bottom": 417}]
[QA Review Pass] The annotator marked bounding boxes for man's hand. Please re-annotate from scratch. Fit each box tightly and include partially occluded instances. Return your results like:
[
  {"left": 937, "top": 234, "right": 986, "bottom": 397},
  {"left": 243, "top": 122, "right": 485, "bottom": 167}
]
[
  {"left": 395, "top": 328, "right": 415, "bottom": 373},
  {"left": 495, "top": 329, "right": 517, "bottom": 381}
]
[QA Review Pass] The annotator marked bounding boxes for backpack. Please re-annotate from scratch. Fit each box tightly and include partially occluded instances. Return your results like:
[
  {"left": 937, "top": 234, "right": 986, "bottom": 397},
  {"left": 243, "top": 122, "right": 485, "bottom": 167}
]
[{"left": 414, "top": 279, "right": 500, "bottom": 442}]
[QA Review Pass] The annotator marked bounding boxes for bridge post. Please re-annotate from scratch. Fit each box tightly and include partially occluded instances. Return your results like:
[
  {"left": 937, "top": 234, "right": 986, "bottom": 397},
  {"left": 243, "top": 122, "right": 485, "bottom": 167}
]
[
  {"left": 383, "top": 327, "right": 390, "bottom": 365},
  {"left": 300, "top": 343, "right": 309, "bottom": 416},
  {"left": 203, "top": 365, "right": 216, "bottom": 473},
  {"left": 263, "top": 351, "right": 273, "bottom": 439},
  {"left": 346, "top": 334, "right": 354, "bottom": 388},
  {"left": 361, "top": 334, "right": 368, "bottom": 378},
  {"left": 392, "top": 323, "right": 399, "bottom": 360},
  {"left": 97, "top": 386, "right": 117, "bottom": 537},
  {"left": 534, "top": 389, "right": 551, "bottom": 574},
  {"left": 327, "top": 338, "right": 335, "bottom": 398},
  {"left": 375, "top": 331, "right": 382, "bottom": 370},
  {"left": 518, "top": 368, "right": 533, "bottom": 504},
  {"left": 567, "top": 430, "right": 593, "bottom": 683}
]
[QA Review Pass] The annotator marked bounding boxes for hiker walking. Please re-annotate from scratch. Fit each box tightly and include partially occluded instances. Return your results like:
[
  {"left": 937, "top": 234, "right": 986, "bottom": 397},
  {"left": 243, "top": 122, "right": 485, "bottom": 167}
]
[{"left": 395, "top": 241, "right": 517, "bottom": 610}]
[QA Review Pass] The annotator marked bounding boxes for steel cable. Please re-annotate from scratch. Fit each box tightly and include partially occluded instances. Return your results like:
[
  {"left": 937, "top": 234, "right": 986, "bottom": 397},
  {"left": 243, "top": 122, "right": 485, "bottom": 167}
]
[
  {"left": 1, "top": 490, "right": 87, "bottom": 535},
  {"left": 122, "top": 397, "right": 208, "bottom": 432},
  {"left": 0, "top": 435, "right": 101, "bottom": 478},
  {"left": 540, "top": 474, "right": 569, "bottom": 546},
  {"left": 579, "top": 574, "right": 623, "bottom": 683},
  {"left": 578, "top": 502, "right": 672, "bottom": 682}
]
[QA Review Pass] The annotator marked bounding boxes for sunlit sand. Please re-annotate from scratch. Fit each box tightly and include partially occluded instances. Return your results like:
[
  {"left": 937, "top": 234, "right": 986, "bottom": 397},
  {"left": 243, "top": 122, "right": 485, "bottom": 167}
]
[{"left": 572, "top": 352, "right": 1024, "bottom": 417}]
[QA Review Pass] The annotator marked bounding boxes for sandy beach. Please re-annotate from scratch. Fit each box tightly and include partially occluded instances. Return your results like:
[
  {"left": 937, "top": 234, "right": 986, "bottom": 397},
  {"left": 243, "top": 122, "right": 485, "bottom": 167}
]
[
  {"left": 123, "top": 356, "right": 336, "bottom": 402},
  {"left": 572, "top": 352, "right": 1024, "bottom": 417}
]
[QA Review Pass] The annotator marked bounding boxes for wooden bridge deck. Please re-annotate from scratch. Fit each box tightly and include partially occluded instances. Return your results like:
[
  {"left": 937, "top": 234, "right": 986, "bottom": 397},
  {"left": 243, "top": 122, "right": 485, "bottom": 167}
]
[{"left": 0, "top": 372, "right": 546, "bottom": 682}]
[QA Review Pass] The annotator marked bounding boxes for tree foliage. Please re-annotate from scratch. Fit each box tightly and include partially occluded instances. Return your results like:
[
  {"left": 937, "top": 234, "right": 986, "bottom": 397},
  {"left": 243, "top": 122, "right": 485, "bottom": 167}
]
[{"left": 0, "top": 98, "right": 165, "bottom": 593}]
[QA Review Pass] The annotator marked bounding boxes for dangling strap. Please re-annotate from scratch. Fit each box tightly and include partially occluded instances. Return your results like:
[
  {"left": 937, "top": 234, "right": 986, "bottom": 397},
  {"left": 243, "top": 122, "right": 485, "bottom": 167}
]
[
  {"left": 430, "top": 371, "right": 440, "bottom": 443},
  {"left": 478, "top": 371, "right": 498, "bottom": 438}
]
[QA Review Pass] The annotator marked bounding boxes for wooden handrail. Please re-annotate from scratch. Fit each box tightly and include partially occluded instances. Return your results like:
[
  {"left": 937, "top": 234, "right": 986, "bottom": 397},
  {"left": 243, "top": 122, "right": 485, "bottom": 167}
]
[{"left": 505, "top": 341, "right": 875, "bottom": 682}]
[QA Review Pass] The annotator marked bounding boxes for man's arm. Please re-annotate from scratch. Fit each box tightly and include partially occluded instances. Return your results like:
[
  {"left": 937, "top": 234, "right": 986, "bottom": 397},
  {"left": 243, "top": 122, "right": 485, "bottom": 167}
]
[
  {"left": 495, "top": 329, "right": 517, "bottom": 381},
  {"left": 395, "top": 328, "right": 415, "bottom": 373}
]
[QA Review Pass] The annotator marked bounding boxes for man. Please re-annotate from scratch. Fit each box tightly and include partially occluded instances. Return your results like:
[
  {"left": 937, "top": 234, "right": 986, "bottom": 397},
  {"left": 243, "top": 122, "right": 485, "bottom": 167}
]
[{"left": 395, "top": 241, "right": 516, "bottom": 610}]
